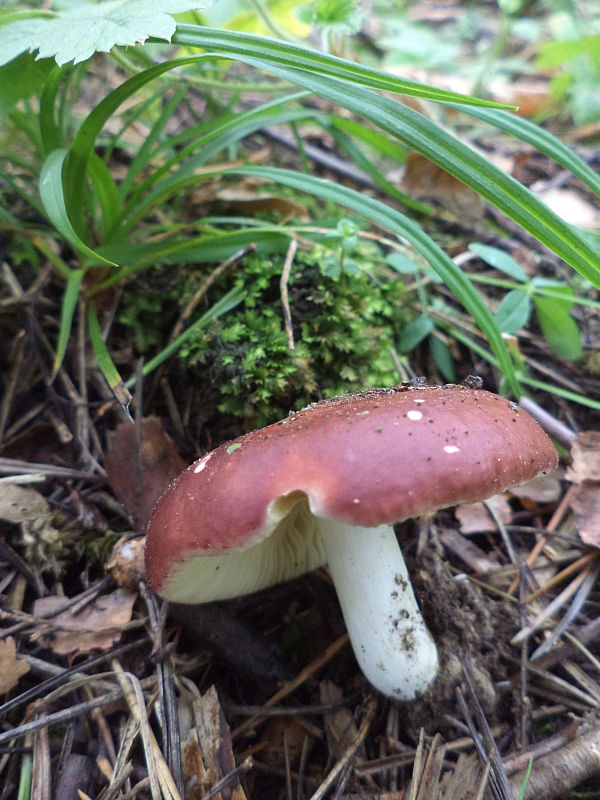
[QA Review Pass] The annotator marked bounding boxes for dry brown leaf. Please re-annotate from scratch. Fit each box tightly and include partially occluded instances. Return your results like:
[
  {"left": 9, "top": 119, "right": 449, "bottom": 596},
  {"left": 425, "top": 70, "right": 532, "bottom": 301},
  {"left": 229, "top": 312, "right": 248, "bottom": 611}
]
[
  {"left": 182, "top": 685, "right": 247, "bottom": 800},
  {"left": 0, "top": 636, "right": 30, "bottom": 693},
  {"left": 568, "top": 432, "right": 600, "bottom": 483},
  {"left": 510, "top": 472, "right": 562, "bottom": 505},
  {"left": 439, "top": 528, "right": 499, "bottom": 575},
  {"left": 32, "top": 589, "right": 136, "bottom": 656},
  {"left": 260, "top": 715, "right": 315, "bottom": 768},
  {"left": 401, "top": 151, "right": 485, "bottom": 220},
  {"left": 0, "top": 483, "right": 49, "bottom": 524},
  {"left": 320, "top": 679, "right": 364, "bottom": 759},
  {"left": 104, "top": 416, "right": 186, "bottom": 530},
  {"left": 565, "top": 432, "right": 600, "bottom": 547},
  {"left": 455, "top": 494, "right": 512, "bottom": 534},
  {"left": 570, "top": 485, "right": 600, "bottom": 545}
]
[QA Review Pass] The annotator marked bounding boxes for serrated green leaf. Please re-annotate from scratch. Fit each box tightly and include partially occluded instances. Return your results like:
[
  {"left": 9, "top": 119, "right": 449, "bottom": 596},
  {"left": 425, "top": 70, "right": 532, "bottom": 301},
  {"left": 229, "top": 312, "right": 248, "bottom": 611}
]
[
  {"left": 534, "top": 297, "right": 582, "bottom": 361},
  {"left": 39, "top": 148, "right": 116, "bottom": 265},
  {"left": 52, "top": 268, "right": 84, "bottom": 379},
  {"left": 469, "top": 242, "right": 528, "bottom": 282},
  {"left": 399, "top": 315, "right": 435, "bottom": 352},
  {"left": 494, "top": 288, "right": 532, "bottom": 333},
  {"left": 0, "top": 1, "right": 210, "bottom": 67}
]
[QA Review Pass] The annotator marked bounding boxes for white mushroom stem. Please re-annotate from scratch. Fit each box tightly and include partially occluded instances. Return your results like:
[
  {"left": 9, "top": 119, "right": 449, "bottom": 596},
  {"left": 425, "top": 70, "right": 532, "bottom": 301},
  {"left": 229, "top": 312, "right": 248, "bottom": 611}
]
[{"left": 317, "top": 518, "right": 439, "bottom": 700}]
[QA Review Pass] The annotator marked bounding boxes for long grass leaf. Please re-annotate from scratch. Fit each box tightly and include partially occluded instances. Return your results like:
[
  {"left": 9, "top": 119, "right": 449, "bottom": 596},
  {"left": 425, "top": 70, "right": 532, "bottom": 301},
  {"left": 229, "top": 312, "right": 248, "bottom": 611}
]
[
  {"left": 52, "top": 268, "right": 84, "bottom": 379},
  {"left": 171, "top": 26, "right": 512, "bottom": 108},
  {"left": 39, "top": 148, "right": 116, "bottom": 265},
  {"left": 455, "top": 105, "right": 600, "bottom": 198},
  {"left": 236, "top": 63, "right": 600, "bottom": 288},
  {"left": 87, "top": 304, "right": 131, "bottom": 408}
]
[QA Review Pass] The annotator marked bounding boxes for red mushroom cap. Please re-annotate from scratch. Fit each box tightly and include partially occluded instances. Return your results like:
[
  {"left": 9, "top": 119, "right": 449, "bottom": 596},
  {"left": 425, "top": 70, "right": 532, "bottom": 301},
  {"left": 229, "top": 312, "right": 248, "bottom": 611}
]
[{"left": 145, "top": 385, "right": 557, "bottom": 600}]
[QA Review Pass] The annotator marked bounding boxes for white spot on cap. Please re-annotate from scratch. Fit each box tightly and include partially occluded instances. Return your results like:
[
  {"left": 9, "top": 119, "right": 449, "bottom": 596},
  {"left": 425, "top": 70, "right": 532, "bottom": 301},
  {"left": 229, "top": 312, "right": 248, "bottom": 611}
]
[
  {"left": 413, "top": 398, "right": 426, "bottom": 404},
  {"left": 194, "top": 453, "right": 213, "bottom": 473},
  {"left": 353, "top": 498, "right": 360, "bottom": 504},
  {"left": 444, "top": 445, "right": 460, "bottom": 454},
  {"left": 407, "top": 410, "right": 423, "bottom": 421}
]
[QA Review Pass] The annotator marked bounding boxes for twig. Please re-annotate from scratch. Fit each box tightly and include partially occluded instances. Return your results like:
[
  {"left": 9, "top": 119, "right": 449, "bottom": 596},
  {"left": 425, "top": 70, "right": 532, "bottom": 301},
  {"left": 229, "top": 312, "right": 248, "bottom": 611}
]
[
  {"left": 280, "top": 239, "right": 298, "bottom": 351},
  {"left": 518, "top": 396, "right": 576, "bottom": 448},
  {"left": 309, "top": 698, "right": 377, "bottom": 800}
]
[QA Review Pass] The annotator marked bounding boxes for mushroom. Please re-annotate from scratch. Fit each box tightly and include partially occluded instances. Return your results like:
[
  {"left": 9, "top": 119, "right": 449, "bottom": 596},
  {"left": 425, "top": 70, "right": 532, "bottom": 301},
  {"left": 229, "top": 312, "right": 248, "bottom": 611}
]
[{"left": 145, "top": 385, "right": 557, "bottom": 699}]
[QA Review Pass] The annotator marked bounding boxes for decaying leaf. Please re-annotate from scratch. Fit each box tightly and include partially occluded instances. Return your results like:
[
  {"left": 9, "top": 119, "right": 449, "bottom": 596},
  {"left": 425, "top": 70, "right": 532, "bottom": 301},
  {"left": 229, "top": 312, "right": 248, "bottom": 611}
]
[
  {"left": 0, "top": 483, "right": 49, "bottom": 524},
  {"left": 32, "top": 589, "right": 136, "bottom": 656},
  {"left": 0, "top": 636, "right": 30, "bottom": 693},
  {"left": 510, "top": 472, "right": 562, "bottom": 505},
  {"left": 320, "top": 680, "right": 364, "bottom": 759},
  {"left": 455, "top": 494, "right": 511, "bottom": 534},
  {"left": 401, "top": 151, "right": 485, "bottom": 220},
  {"left": 104, "top": 416, "right": 186, "bottom": 530},
  {"left": 107, "top": 535, "right": 146, "bottom": 591},
  {"left": 181, "top": 685, "right": 247, "bottom": 800},
  {"left": 566, "top": 431, "right": 600, "bottom": 547}
]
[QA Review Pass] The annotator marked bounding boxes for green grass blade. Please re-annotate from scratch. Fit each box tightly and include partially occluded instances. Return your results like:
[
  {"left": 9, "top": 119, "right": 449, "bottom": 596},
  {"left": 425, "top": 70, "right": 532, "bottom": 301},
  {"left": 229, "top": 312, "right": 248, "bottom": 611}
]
[
  {"left": 171, "top": 25, "right": 513, "bottom": 108},
  {"left": 238, "top": 63, "right": 600, "bottom": 288},
  {"left": 52, "top": 268, "right": 84, "bottom": 379},
  {"left": 125, "top": 284, "right": 246, "bottom": 387},
  {"left": 455, "top": 105, "right": 600, "bottom": 198},
  {"left": 87, "top": 303, "right": 131, "bottom": 409},
  {"left": 39, "top": 148, "right": 116, "bottom": 265},
  {"left": 88, "top": 152, "right": 122, "bottom": 238},
  {"left": 224, "top": 165, "right": 521, "bottom": 396}
]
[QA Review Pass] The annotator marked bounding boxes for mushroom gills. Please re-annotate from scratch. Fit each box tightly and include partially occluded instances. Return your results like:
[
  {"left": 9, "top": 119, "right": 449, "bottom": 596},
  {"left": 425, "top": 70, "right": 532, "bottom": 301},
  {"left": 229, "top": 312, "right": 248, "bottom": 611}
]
[{"left": 318, "top": 517, "right": 439, "bottom": 700}]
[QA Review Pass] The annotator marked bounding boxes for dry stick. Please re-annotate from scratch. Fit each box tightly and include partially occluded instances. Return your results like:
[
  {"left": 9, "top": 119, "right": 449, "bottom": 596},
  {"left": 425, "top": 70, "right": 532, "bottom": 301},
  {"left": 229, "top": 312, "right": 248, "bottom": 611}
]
[
  {"left": 140, "top": 584, "right": 183, "bottom": 798},
  {"left": 509, "top": 723, "right": 600, "bottom": 800},
  {"left": 518, "top": 566, "right": 529, "bottom": 750},
  {"left": 0, "top": 330, "right": 26, "bottom": 444},
  {"left": 169, "top": 244, "right": 255, "bottom": 343},
  {"left": 308, "top": 698, "right": 377, "bottom": 800},
  {"left": 518, "top": 396, "right": 576, "bottom": 449},
  {"left": 507, "top": 484, "right": 577, "bottom": 597},
  {"left": 531, "top": 562, "right": 600, "bottom": 660},
  {"left": 511, "top": 566, "right": 591, "bottom": 646},
  {"left": 526, "top": 551, "right": 598, "bottom": 603},
  {"left": 202, "top": 757, "right": 254, "bottom": 800},
  {"left": 280, "top": 239, "right": 298, "bottom": 351},
  {"left": 231, "top": 633, "right": 349, "bottom": 739}
]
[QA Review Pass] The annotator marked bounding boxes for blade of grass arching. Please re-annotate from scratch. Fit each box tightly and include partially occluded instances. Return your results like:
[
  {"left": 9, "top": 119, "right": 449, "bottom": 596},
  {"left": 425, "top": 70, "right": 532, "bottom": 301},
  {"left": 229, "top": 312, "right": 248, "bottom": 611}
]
[
  {"left": 120, "top": 98, "right": 313, "bottom": 228},
  {"left": 39, "top": 149, "right": 116, "bottom": 266},
  {"left": 223, "top": 165, "right": 521, "bottom": 396},
  {"left": 93, "top": 228, "right": 291, "bottom": 294},
  {"left": 118, "top": 85, "right": 188, "bottom": 200},
  {"left": 88, "top": 153, "right": 122, "bottom": 238},
  {"left": 39, "top": 65, "right": 66, "bottom": 154},
  {"left": 125, "top": 284, "right": 246, "bottom": 388},
  {"left": 455, "top": 105, "right": 600, "bottom": 198},
  {"left": 171, "top": 26, "right": 512, "bottom": 109},
  {"left": 52, "top": 268, "right": 84, "bottom": 380},
  {"left": 329, "top": 126, "right": 432, "bottom": 214},
  {"left": 87, "top": 304, "right": 131, "bottom": 409},
  {"left": 239, "top": 63, "right": 600, "bottom": 288},
  {"left": 63, "top": 54, "right": 217, "bottom": 234}
]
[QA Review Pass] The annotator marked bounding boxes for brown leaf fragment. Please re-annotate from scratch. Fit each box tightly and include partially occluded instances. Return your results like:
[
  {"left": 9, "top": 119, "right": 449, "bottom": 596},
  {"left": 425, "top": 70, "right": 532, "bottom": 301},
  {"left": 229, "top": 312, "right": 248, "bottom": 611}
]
[
  {"left": 0, "top": 636, "right": 30, "bottom": 693},
  {"left": 320, "top": 679, "right": 365, "bottom": 760},
  {"left": 568, "top": 431, "right": 600, "bottom": 483},
  {"left": 455, "top": 494, "right": 512, "bottom": 534},
  {"left": 107, "top": 535, "right": 146, "bottom": 591},
  {"left": 182, "top": 685, "right": 247, "bottom": 800},
  {"left": 104, "top": 416, "right": 186, "bottom": 530},
  {"left": 0, "top": 483, "right": 49, "bottom": 524},
  {"left": 260, "top": 715, "right": 315, "bottom": 768},
  {"left": 510, "top": 472, "right": 562, "bottom": 505},
  {"left": 570, "top": 484, "right": 600, "bottom": 547},
  {"left": 401, "top": 151, "right": 485, "bottom": 220},
  {"left": 32, "top": 589, "right": 136, "bottom": 656}
]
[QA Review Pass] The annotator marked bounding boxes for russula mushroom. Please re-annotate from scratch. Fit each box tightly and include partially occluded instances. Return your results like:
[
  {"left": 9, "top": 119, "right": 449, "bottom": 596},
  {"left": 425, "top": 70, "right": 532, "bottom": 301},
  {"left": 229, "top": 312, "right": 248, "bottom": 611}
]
[{"left": 145, "top": 385, "right": 557, "bottom": 699}]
